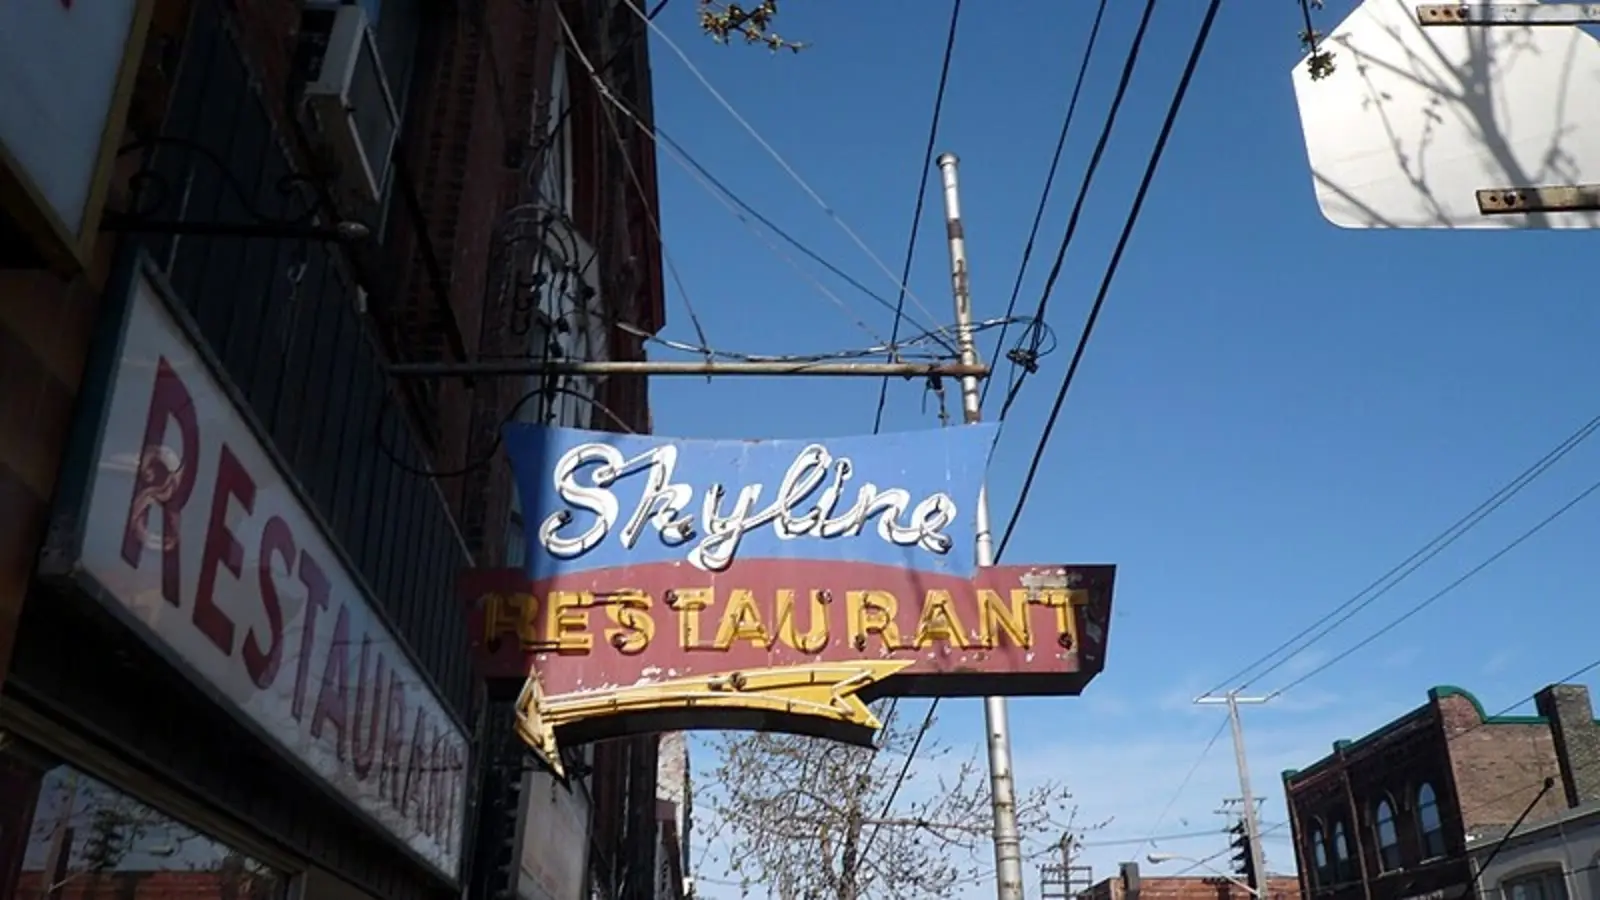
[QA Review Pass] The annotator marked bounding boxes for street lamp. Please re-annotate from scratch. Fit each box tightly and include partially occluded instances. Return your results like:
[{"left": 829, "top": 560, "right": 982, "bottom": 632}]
[{"left": 1145, "top": 853, "right": 1262, "bottom": 898}]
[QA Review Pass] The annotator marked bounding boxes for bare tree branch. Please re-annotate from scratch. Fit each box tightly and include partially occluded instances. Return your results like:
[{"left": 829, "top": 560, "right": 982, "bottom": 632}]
[
  {"left": 698, "top": 703, "right": 1107, "bottom": 899},
  {"left": 697, "top": 0, "right": 807, "bottom": 52}
]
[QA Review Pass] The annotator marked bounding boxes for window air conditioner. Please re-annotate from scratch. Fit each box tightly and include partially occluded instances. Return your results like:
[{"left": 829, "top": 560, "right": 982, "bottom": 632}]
[{"left": 298, "top": 3, "right": 399, "bottom": 206}]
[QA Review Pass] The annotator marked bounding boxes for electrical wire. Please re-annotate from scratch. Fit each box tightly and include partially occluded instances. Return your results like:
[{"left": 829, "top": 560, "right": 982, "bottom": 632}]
[
  {"left": 995, "top": 0, "right": 1222, "bottom": 559},
  {"left": 1267, "top": 471, "right": 1600, "bottom": 698},
  {"left": 623, "top": 0, "right": 959, "bottom": 351},
  {"left": 534, "top": 7, "right": 930, "bottom": 343},
  {"left": 569, "top": 39, "right": 970, "bottom": 356},
  {"left": 649, "top": 123, "right": 928, "bottom": 333},
  {"left": 1200, "top": 411, "right": 1600, "bottom": 698},
  {"left": 871, "top": 0, "right": 964, "bottom": 435},
  {"left": 557, "top": 5, "right": 714, "bottom": 363},
  {"left": 376, "top": 383, "right": 637, "bottom": 478},
  {"left": 863, "top": 2, "right": 1220, "bottom": 870},
  {"left": 648, "top": 119, "right": 891, "bottom": 346},
  {"left": 857, "top": 699, "right": 939, "bottom": 871},
  {"left": 981, "top": 0, "right": 1111, "bottom": 413},
  {"left": 1138, "top": 719, "right": 1230, "bottom": 856},
  {"left": 614, "top": 315, "right": 1050, "bottom": 365},
  {"left": 855, "top": 0, "right": 966, "bottom": 796},
  {"left": 987, "top": 0, "right": 1159, "bottom": 441},
  {"left": 1132, "top": 480, "right": 1600, "bottom": 871}
]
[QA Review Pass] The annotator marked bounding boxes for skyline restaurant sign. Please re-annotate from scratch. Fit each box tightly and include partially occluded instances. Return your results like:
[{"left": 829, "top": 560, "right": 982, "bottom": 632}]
[{"left": 459, "top": 423, "right": 1116, "bottom": 771}]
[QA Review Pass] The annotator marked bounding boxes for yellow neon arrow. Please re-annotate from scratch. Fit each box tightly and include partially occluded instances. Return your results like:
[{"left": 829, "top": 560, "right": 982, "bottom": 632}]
[
  {"left": 513, "top": 660, "right": 914, "bottom": 770},
  {"left": 540, "top": 659, "right": 914, "bottom": 728},
  {"left": 513, "top": 676, "right": 565, "bottom": 778}
]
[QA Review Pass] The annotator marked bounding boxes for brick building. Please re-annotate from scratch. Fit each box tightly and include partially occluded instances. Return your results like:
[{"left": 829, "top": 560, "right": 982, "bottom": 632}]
[
  {"left": 1282, "top": 684, "right": 1600, "bottom": 900},
  {"left": 0, "top": 1, "right": 667, "bottom": 899},
  {"left": 1078, "top": 869, "right": 1301, "bottom": 900}
]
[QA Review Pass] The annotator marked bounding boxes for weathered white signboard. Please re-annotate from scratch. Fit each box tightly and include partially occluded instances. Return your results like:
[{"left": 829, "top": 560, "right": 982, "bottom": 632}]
[{"left": 1292, "top": 0, "right": 1600, "bottom": 229}]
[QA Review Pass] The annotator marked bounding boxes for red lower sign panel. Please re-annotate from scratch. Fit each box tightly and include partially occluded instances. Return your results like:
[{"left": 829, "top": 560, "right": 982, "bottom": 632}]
[{"left": 458, "top": 562, "right": 1115, "bottom": 766}]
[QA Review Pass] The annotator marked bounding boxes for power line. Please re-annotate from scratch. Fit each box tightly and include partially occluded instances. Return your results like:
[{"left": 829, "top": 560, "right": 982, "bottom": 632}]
[
  {"left": 869, "top": 3, "right": 1222, "bottom": 870},
  {"left": 1143, "top": 539, "right": 1600, "bottom": 877},
  {"left": 864, "top": 0, "right": 963, "bottom": 769},
  {"left": 1082, "top": 825, "right": 1287, "bottom": 849},
  {"left": 1268, "top": 471, "right": 1600, "bottom": 698},
  {"left": 995, "top": 0, "right": 1222, "bottom": 559},
  {"left": 986, "top": 0, "right": 1160, "bottom": 444},
  {"left": 1200, "top": 411, "right": 1600, "bottom": 698},
  {"left": 872, "top": 0, "right": 965, "bottom": 434},
  {"left": 981, "top": 0, "right": 1111, "bottom": 413},
  {"left": 568, "top": 27, "right": 966, "bottom": 355},
  {"left": 555, "top": 6, "right": 712, "bottom": 357},
  {"left": 650, "top": 124, "right": 914, "bottom": 331},
  {"left": 624, "top": 1, "right": 956, "bottom": 348},
  {"left": 1137, "top": 719, "right": 1229, "bottom": 856}
]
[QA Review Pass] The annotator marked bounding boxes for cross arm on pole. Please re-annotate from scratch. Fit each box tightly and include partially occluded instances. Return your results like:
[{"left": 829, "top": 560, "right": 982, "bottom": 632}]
[{"left": 385, "top": 360, "right": 991, "bottom": 379}]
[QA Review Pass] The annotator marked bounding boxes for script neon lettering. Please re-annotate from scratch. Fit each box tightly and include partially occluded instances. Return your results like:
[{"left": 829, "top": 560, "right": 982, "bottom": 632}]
[{"left": 538, "top": 442, "right": 958, "bottom": 571}]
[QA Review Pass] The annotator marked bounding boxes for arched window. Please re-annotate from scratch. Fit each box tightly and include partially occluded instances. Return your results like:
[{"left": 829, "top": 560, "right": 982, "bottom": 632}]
[
  {"left": 1375, "top": 798, "right": 1400, "bottom": 870},
  {"left": 1310, "top": 824, "right": 1330, "bottom": 885},
  {"left": 1333, "top": 820, "right": 1353, "bottom": 880},
  {"left": 1418, "top": 783, "right": 1445, "bottom": 858}
]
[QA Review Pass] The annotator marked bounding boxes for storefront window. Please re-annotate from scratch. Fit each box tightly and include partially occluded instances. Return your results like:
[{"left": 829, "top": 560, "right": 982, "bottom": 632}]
[{"left": 0, "top": 743, "right": 290, "bottom": 900}]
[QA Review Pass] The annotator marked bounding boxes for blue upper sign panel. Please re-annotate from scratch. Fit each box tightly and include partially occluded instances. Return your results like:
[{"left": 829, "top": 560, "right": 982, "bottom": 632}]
[{"left": 503, "top": 424, "right": 998, "bottom": 581}]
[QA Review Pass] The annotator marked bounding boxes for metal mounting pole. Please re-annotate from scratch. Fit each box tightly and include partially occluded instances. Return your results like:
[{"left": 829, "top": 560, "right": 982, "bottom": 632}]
[
  {"left": 1196, "top": 692, "right": 1270, "bottom": 891},
  {"left": 938, "top": 151, "right": 1026, "bottom": 900}
]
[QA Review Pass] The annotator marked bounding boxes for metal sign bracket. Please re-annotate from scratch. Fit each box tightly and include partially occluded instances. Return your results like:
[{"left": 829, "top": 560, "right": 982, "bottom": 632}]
[
  {"left": 1417, "top": 3, "right": 1600, "bottom": 26},
  {"left": 1477, "top": 184, "right": 1600, "bottom": 215}
]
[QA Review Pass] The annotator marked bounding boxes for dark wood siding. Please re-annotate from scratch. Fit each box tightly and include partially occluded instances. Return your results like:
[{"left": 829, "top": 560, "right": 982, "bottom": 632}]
[{"left": 122, "top": 2, "right": 474, "bottom": 722}]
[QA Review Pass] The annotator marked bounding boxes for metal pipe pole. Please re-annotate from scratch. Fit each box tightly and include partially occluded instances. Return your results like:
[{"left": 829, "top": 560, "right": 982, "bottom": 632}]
[
  {"left": 1197, "top": 692, "right": 1270, "bottom": 891},
  {"left": 938, "top": 151, "right": 1026, "bottom": 900}
]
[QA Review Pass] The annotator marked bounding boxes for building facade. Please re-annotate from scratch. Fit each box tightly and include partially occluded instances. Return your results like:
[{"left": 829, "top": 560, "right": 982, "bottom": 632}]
[
  {"left": 1282, "top": 684, "right": 1599, "bottom": 900},
  {"left": 1470, "top": 800, "right": 1600, "bottom": 900},
  {"left": 1078, "top": 869, "right": 1301, "bottom": 900},
  {"left": 0, "top": 2, "right": 666, "bottom": 899},
  {"left": 655, "top": 733, "right": 691, "bottom": 900}
]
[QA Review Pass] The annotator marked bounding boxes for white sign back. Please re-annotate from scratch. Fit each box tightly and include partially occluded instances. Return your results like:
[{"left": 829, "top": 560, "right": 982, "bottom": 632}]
[
  {"left": 1292, "top": 0, "right": 1600, "bottom": 229},
  {"left": 0, "top": 1, "right": 141, "bottom": 253}
]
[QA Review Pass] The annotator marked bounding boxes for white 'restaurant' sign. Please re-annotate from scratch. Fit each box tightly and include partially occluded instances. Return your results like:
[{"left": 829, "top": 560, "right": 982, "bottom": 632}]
[{"left": 70, "top": 268, "right": 469, "bottom": 880}]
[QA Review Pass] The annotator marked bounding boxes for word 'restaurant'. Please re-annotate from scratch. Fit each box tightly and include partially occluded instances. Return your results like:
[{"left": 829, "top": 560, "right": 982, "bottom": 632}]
[{"left": 481, "top": 585, "right": 1087, "bottom": 656}]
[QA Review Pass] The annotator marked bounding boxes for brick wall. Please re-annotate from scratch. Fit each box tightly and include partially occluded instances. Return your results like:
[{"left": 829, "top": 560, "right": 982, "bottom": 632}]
[
  {"left": 388, "top": 2, "right": 509, "bottom": 522},
  {"left": 1436, "top": 691, "right": 1565, "bottom": 832},
  {"left": 1084, "top": 874, "right": 1302, "bottom": 900},
  {"left": 1535, "top": 684, "right": 1600, "bottom": 808}
]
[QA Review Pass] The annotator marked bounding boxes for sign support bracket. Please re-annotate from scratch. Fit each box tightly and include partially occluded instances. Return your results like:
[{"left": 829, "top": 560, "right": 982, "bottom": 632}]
[
  {"left": 1416, "top": 3, "right": 1600, "bottom": 27},
  {"left": 1477, "top": 184, "right": 1600, "bottom": 215},
  {"left": 1414, "top": 5, "right": 1600, "bottom": 220},
  {"left": 387, "top": 359, "right": 989, "bottom": 379}
]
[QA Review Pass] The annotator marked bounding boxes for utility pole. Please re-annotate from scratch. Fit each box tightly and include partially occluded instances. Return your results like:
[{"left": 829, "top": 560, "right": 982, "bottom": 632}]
[
  {"left": 938, "top": 151, "right": 1026, "bottom": 900},
  {"left": 1195, "top": 692, "right": 1269, "bottom": 891}
]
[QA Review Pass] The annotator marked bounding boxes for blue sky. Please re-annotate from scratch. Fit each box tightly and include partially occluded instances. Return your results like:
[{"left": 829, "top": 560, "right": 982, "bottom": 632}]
[{"left": 631, "top": 1, "right": 1600, "bottom": 895}]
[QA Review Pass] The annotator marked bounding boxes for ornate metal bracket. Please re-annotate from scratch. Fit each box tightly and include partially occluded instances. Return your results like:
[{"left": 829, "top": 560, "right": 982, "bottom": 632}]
[{"left": 100, "top": 135, "right": 371, "bottom": 243}]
